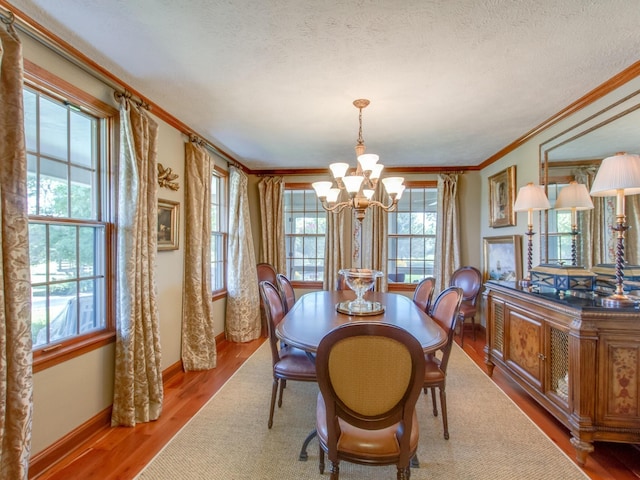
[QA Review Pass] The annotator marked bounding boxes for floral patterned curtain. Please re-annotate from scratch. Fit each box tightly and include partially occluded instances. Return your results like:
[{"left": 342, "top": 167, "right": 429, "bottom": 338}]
[
  {"left": 226, "top": 167, "right": 261, "bottom": 342},
  {"left": 181, "top": 141, "right": 217, "bottom": 370},
  {"left": 626, "top": 194, "right": 640, "bottom": 265},
  {"left": 435, "top": 174, "right": 461, "bottom": 292},
  {"left": 323, "top": 190, "right": 348, "bottom": 290},
  {"left": 362, "top": 181, "right": 389, "bottom": 292},
  {"left": 258, "top": 177, "right": 286, "bottom": 274},
  {"left": 112, "top": 97, "right": 163, "bottom": 426},
  {"left": 575, "top": 167, "right": 605, "bottom": 266},
  {"left": 0, "top": 18, "right": 33, "bottom": 479}
]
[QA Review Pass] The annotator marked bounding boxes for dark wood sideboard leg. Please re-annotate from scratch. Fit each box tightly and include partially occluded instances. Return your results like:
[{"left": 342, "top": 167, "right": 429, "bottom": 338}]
[
  {"left": 570, "top": 436, "right": 594, "bottom": 466},
  {"left": 486, "top": 360, "right": 495, "bottom": 377}
]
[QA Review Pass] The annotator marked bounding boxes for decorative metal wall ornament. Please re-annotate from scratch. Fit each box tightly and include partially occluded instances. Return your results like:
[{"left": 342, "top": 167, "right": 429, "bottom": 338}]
[{"left": 157, "top": 163, "right": 180, "bottom": 190}]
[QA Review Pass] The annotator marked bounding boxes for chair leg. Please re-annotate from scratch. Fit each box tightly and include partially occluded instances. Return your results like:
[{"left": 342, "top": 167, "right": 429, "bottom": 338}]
[
  {"left": 460, "top": 318, "right": 465, "bottom": 347},
  {"left": 472, "top": 316, "right": 477, "bottom": 341},
  {"left": 319, "top": 445, "right": 325, "bottom": 473},
  {"left": 278, "top": 379, "right": 286, "bottom": 407},
  {"left": 397, "top": 465, "right": 411, "bottom": 480},
  {"left": 330, "top": 461, "right": 340, "bottom": 480},
  {"left": 439, "top": 386, "right": 449, "bottom": 440},
  {"left": 430, "top": 387, "right": 438, "bottom": 417},
  {"left": 410, "top": 453, "right": 420, "bottom": 468},
  {"left": 268, "top": 378, "right": 278, "bottom": 429}
]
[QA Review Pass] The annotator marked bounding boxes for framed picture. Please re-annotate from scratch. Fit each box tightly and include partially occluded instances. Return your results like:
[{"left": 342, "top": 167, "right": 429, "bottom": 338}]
[
  {"left": 488, "top": 165, "right": 516, "bottom": 227},
  {"left": 157, "top": 199, "right": 179, "bottom": 251},
  {"left": 483, "top": 235, "right": 522, "bottom": 283}
]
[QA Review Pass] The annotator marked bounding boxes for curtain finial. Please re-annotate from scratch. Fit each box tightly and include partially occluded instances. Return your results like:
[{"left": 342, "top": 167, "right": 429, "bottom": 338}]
[{"left": 0, "top": 9, "right": 15, "bottom": 25}]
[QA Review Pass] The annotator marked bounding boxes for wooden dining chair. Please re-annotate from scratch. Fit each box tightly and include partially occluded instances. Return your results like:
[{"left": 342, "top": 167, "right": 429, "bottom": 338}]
[
  {"left": 449, "top": 266, "right": 482, "bottom": 346},
  {"left": 276, "top": 273, "right": 295, "bottom": 313},
  {"left": 257, "top": 263, "right": 278, "bottom": 337},
  {"left": 423, "top": 286, "right": 463, "bottom": 440},
  {"left": 259, "top": 280, "right": 316, "bottom": 429},
  {"left": 413, "top": 276, "right": 436, "bottom": 314},
  {"left": 315, "top": 322, "right": 425, "bottom": 480}
]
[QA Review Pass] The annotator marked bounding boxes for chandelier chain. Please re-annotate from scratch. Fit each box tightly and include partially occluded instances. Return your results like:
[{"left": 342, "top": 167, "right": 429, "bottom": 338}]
[{"left": 357, "top": 107, "right": 364, "bottom": 148}]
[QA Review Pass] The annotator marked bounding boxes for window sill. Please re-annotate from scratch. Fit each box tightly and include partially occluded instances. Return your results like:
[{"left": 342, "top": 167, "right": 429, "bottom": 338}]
[
  {"left": 388, "top": 283, "right": 418, "bottom": 292},
  {"left": 33, "top": 331, "right": 116, "bottom": 373},
  {"left": 212, "top": 290, "right": 227, "bottom": 302},
  {"left": 291, "top": 280, "right": 323, "bottom": 290}
]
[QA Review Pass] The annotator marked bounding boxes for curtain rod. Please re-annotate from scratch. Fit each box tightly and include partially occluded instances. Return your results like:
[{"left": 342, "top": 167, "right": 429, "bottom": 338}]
[
  {"left": 0, "top": 1, "right": 245, "bottom": 170},
  {"left": 0, "top": 6, "right": 14, "bottom": 24}
]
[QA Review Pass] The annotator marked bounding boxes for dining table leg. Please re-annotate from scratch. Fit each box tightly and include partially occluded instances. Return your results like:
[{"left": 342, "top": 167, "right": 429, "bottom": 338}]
[{"left": 298, "top": 428, "right": 318, "bottom": 461}]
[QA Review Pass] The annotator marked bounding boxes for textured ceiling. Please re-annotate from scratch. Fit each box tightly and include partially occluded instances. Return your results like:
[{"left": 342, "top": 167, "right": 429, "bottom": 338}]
[{"left": 7, "top": 0, "right": 640, "bottom": 170}]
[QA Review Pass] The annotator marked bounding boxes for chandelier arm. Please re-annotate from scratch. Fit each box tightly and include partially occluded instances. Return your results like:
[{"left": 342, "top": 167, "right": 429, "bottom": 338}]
[
  {"left": 320, "top": 200, "right": 352, "bottom": 214},
  {"left": 368, "top": 198, "right": 398, "bottom": 212}
]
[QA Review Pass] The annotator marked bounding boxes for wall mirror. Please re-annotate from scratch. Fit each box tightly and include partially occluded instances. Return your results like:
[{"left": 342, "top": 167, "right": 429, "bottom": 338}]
[{"left": 539, "top": 89, "right": 640, "bottom": 269}]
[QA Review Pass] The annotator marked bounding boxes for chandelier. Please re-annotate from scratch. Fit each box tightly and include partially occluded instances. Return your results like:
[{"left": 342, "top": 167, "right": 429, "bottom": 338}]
[{"left": 312, "top": 99, "right": 405, "bottom": 222}]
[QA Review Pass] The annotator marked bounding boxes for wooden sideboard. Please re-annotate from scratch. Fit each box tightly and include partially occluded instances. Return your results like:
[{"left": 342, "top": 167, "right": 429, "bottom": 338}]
[{"left": 483, "top": 281, "right": 640, "bottom": 465}]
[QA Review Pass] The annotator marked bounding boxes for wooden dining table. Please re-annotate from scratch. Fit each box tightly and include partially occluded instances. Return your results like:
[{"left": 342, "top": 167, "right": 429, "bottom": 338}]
[
  {"left": 275, "top": 289, "right": 447, "bottom": 461},
  {"left": 276, "top": 290, "right": 447, "bottom": 354}
]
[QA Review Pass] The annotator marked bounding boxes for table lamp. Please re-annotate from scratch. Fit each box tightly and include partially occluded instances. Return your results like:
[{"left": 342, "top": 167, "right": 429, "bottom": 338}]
[
  {"left": 590, "top": 152, "right": 640, "bottom": 307},
  {"left": 513, "top": 182, "right": 551, "bottom": 286},
  {"left": 554, "top": 181, "right": 594, "bottom": 266}
]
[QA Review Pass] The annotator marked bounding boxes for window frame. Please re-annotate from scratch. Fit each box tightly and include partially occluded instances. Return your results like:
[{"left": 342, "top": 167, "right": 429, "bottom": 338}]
[
  {"left": 25, "top": 60, "right": 118, "bottom": 372},
  {"left": 544, "top": 175, "right": 575, "bottom": 266},
  {"left": 283, "top": 183, "right": 326, "bottom": 289},
  {"left": 387, "top": 181, "right": 438, "bottom": 292},
  {"left": 211, "top": 165, "right": 228, "bottom": 300}
]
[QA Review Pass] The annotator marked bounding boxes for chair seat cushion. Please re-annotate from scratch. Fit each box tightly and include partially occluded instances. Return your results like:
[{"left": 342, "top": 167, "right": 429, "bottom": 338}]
[
  {"left": 274, "top": 346, "right": 316, "bottom": 380},
  {"left": 458, "top": 303, "right": 477, "bottom": 318},
  {"left": 316, "top": 393, "right": 419, "bottom": 459},
  {"left": 424, "top": 357, "right": 445, "bottom": 383}
]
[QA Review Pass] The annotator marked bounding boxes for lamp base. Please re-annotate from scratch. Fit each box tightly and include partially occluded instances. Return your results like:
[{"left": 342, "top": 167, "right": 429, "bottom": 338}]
[{"left": 600, "top": 293, "right": 637, "bottom": 308}]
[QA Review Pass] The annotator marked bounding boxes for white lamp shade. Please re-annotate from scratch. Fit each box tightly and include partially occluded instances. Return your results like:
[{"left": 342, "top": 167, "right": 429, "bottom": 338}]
[
  {"left": 370, "top": 163, "right": 384, "bottom": 179},
  {"left": 396, "top": 185, "right": 406, "bottom": 200},
  {"left": 513, "top": 183, "right": 551, "bottom": 212},
  {"left": 326, "top": 188, "right": 341, "bottom": 203},
  {"left": 329, "top": 162, "right": 350, "bottom": 179},
  {"left": 342, "top": 175, "right": 364, "bottom": 194},
  {"left": 312, "top": 181, "right": 332, "bottom": 198},
  {"left": 590, "top": 152, "right": 640, "bottom": 196},
  {"left": 362, "top": 189, "right": 375, "bottom": 200},
  {"left": 381, "top": 176, "right": 405, "bottom": 195},
  {"left": 554, "top": 181, "right": 594, "bottom": 210},
  {"left": 357, "top": 153, "right": 379, "bottom": 172}
]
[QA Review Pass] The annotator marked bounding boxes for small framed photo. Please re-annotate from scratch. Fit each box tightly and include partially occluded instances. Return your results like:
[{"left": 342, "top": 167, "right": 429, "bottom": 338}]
[
  {"left": 157, "top": 199, "right": 179, "bottom": 251},
  {"left": 488, "top": 165, "right": 516, "bottom": 227},
  {"left": 483, "top": 235, "right": 522, "bottom": 283}
]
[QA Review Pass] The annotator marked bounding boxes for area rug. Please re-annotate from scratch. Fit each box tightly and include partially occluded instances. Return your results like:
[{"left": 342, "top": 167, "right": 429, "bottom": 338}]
[{"left": 137, "top": 342, "right": 588, "bottom": 479}]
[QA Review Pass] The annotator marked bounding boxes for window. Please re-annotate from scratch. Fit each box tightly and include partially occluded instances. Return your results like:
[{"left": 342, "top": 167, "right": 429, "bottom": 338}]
[
  {"left": 211, "top": 169, "right": 227, "bottom": 294},
  {"left": 283, "top": 185, "right": 326, "bottom": 282},
  {"left": 387, "top": 183, "right": 437, "bottom": 284},
  {"left": 24, "top": 68, "right": 116, "bottom": 367},
  {"left": 545, "top": 181, "right": 573, "bottom": 265}
]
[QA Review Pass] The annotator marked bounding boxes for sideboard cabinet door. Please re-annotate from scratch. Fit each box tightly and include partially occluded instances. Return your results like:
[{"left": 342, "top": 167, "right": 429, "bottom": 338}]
[
  {"left": 504, "top": 305, "right": 544, "bottom": 391},
  {"left": 599, "top": 335, "right": 640, "bottom": 429}
]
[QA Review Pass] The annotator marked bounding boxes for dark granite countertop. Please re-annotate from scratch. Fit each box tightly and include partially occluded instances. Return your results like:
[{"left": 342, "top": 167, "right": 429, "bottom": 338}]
[{"left": 485, "top": 280, "right": 640, "bottom": 312}]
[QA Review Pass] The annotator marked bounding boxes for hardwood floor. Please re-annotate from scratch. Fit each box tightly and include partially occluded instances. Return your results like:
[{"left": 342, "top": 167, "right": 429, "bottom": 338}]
[{"left": 32, "top": 328, "right": 640, "bottom": 479}]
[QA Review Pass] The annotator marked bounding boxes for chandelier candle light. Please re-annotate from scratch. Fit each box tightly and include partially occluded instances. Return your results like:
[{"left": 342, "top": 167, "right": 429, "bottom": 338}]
[
  {"left": 590, "top": 152, "right": 640, "bottom": 307},
  {"left": 312, "top": 99, "right": 405, "bottom": 222},
  {"left": 554, "top": 181, "right": 594, "bottom": 266},
  {"left": 513, "top": 182, "right": 551, "bottom": 287}
]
